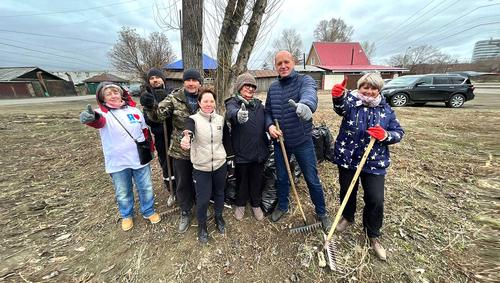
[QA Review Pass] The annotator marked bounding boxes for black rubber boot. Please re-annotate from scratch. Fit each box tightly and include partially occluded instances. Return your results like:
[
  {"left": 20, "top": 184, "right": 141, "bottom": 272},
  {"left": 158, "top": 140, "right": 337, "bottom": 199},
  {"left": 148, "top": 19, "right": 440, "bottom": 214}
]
[
  {"left": 215, "top": 214, "right": 225, "bottom": 234},
  {"left": 198, "top": 222, "right": 208, "bottom": 244}
]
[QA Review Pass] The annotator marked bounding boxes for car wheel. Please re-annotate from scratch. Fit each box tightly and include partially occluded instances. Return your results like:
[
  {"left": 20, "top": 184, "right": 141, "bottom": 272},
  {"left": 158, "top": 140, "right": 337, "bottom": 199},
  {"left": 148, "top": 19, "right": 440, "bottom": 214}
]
[
  {"left": 446, "top": 94, "right": 465, "bottom": 108},
  {"left": 390, "top": 93, "right": 408, "bottom": 107}
]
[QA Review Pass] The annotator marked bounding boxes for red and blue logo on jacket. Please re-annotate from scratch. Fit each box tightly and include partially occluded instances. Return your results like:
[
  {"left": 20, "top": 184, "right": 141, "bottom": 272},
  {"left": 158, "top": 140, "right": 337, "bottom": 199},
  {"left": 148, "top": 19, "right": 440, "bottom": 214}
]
[{"left": 127, "top": 114, "right": 141, "bottom": 124}]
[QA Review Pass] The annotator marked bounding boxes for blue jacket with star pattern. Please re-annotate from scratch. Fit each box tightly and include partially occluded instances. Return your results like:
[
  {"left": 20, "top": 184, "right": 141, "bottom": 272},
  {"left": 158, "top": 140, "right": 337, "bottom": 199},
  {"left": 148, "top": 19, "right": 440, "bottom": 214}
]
[{"left": 332, "top": 90, "right": 404, "bottom": 175}]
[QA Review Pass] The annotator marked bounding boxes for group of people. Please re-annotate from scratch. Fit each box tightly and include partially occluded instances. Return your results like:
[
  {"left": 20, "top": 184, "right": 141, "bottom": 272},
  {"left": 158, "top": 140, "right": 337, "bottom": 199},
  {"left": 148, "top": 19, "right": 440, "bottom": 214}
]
[{"left": 79, "top": 50, "right": 404, "bottom": 261}]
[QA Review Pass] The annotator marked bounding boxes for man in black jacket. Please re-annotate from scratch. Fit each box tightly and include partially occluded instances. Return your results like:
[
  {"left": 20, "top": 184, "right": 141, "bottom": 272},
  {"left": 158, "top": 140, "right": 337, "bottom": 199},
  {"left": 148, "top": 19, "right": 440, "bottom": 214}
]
[{"left": 140, "top": 68, "right": 176, "bottom": 206}]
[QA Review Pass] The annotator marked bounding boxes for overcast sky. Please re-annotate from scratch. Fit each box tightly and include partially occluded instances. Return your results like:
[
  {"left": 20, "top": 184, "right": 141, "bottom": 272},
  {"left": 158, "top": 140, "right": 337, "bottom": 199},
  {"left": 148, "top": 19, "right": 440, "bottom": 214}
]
[{"left": 0, "top": 0, "right": 498, "bottom": 71}]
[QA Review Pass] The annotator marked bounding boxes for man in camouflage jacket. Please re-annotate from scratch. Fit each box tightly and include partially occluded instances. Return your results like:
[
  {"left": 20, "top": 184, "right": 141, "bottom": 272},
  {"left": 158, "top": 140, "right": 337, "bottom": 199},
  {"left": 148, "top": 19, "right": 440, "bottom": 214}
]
[{"left": 142, "top": 68, "right": 203, "bottom": 233}]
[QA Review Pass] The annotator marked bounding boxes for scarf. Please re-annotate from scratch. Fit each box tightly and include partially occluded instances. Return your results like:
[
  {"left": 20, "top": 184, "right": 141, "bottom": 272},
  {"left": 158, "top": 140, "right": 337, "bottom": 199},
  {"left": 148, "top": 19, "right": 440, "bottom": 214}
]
[
  {"left": 352, "top": 90, "right": 382, "bottom": 108},
  {"left": 236, "top": 94, "right": 257, "bottom": 108},
  {"left": 105, "top": 100, "right": 126, "bottom": 109}
]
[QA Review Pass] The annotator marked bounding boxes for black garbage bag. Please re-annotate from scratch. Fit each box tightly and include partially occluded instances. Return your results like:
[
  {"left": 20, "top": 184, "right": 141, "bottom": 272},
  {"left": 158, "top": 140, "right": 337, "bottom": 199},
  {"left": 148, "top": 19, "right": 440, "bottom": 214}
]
[
  {"left": 312, "top": 124, "right": 336, "bottom": 163},
  {"left": 261, "top": 146, "right": 278, "bottom": 215},
  {"left": 312, "top": 127, "right": 325, "bottom": 163},
  {"left": 290, "top": 154, "right": 302, "bottom": 184},
  {"left": 224, "top": 157, "right": 237, "bottom": 205}
]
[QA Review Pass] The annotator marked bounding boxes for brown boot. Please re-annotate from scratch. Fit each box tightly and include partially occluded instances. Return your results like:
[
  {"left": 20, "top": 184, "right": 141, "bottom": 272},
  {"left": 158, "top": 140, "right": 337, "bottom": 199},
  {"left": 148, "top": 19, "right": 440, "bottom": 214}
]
[
  {"left": 336, "top": 217, "right": 352, "bottom": 232},
  {"left": 252, "top": 207, "right": 264, "bottom": 221},
  {"left": 121, "top": 218, "right": 133, "bottom": 231},
  {"left": 234, "top": 206, "right": 245, "bottom": 220},
  {"left": 369, "top": 237, "right": 387, "bottom": 261}
]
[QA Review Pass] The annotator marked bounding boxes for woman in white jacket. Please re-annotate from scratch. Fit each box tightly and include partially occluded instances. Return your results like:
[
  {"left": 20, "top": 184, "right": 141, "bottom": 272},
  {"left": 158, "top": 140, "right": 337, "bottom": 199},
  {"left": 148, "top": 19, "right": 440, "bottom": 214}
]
[
  {"left": 180, "top": 87, "right": 232, "bottom": 244},
  {"left": 79, "top": 82, "right": 160, "bottom": 231}
]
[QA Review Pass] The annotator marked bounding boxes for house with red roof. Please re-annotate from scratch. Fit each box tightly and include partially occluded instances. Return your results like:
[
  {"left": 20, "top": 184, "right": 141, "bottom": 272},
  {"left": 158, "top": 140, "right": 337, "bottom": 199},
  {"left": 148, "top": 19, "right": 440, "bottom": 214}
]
[{"left": 305, "top": 42, "right": 407, "bottom": 89}]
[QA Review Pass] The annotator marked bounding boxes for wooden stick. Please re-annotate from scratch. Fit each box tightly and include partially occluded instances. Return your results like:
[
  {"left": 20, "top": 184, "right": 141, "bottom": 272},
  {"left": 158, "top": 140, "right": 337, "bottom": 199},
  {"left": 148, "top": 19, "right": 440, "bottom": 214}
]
[
  {"left": 275, "top": 119, "right": 307, "bottom": 224},
  {"left": 326, "top": 137, "right": 376, "bottom": 242}
]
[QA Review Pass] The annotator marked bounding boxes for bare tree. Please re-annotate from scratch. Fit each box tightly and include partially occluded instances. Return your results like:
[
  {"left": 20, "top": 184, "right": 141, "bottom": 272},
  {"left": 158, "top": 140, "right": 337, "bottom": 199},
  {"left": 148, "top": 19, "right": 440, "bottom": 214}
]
[
  {"left": 211, "top": 0, "right": 281, "bottom": 108},
  {"left": 361, "top": 41, "right": 376, "bottom": 61},
  {"left": 108, "top": 27, "right": 176, "bottom": 82},
  {"left": 271, "top": 28, "right": 303, "bottom": 63},
  {"left": 387, "top": 45, "right": 457, "bottom": 73},
  {"left": 155, "top": 0, "right": 282, "bottom": 107},
  {"left": 313, "top": 18, "right": 353, "bottom": 42}
]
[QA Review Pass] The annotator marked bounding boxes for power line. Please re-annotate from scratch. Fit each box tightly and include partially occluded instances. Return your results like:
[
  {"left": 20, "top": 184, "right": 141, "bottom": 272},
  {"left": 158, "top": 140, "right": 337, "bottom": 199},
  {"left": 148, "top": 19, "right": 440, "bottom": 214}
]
[
  {"left": 377, "top": 0, "right": 463, "bottom": 50},
  {"left": 374, "top": 0, "right": 438, "bottom": 45},
  {"left": 0, "top": 29, "right": 113, "bottom": 45},
  {"left": 0, "top": 42, "right": 108, "bottom": 67},
  {"left": 41, "top": 6, "right": 149, "bottom": 28},
  {"left": 433, "top": 21, "right": 500, "bottom": 43},
  {"left": 0, "top": 0, "right": 138, "bottom": 18},
  {"left": 0, "top": 49, "right": 106, "bottom": 68},
  {"left": 0, "top": 36, "right": 105, "bottom": 63},
  {"left": 393, "top": 3, "right": 500, "bottom": 51}
]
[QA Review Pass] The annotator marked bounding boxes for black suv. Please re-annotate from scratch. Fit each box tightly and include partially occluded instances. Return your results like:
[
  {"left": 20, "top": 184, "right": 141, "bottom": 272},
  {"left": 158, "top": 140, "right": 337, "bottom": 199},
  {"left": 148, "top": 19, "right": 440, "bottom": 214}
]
[{"left": 381, "top": 74, "right": 475, "bottom": 108}]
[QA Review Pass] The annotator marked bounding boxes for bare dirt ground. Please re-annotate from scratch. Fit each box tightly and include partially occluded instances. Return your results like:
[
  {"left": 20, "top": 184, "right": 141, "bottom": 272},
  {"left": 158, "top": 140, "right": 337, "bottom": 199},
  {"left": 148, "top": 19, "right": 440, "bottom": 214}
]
[{"left": 1, "top": 90, "right": 498, "bottom": 282}]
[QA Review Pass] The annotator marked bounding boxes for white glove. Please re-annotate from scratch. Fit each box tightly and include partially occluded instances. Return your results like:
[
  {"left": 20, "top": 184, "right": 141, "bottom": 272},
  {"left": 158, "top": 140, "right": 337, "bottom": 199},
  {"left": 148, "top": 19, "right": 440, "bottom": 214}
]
[
  {"left": 288, "top": 99, "right": 312, "bottom": 121},
  {"left": 237, "top": 103, "right": 249, "bottom": 124}
]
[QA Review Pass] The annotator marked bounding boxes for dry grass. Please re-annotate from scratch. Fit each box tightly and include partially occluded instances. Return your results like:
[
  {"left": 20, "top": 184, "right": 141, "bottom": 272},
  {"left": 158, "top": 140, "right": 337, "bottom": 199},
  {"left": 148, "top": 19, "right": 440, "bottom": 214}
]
[{"left": 0, "top": 91, "right": 498, "bottom": 282}]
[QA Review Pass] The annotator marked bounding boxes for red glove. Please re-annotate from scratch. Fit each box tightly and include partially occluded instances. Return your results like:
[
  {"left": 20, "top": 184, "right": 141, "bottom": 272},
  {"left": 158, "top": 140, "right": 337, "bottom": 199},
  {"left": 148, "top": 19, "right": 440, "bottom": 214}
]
[
  {"left": 367, "top": 126, "right": 387, "bottom": 141},
  {"left": 331, "top": 78, "right": 347, "bottom": 98}
]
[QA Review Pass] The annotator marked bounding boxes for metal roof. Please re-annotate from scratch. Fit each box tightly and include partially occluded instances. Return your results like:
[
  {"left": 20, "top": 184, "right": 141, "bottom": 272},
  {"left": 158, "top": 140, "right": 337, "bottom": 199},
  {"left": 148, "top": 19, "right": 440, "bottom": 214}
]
[
  {"left": 83, "top": 73, "right": 128, "bottom": 83},
  {"left": 248, "top": 69, "right": 278, "bottom": 78},
  {"left": 0, "top": 67, "right": 40, "bottom": 81},
  {"left": 313, "top": 42, "right": 370, "bottom": 66},
  {"left": 317, "top": 65, "right": 408, "bottom": 72},
  {"left": 164, "top": 69, "right": 278, "bottom": 80},
  {"left": 294, "top": 65, "right": 325, "bottom": 72},
  {"left": 164, "top": 54, "right": 218, "bottom": 70}
]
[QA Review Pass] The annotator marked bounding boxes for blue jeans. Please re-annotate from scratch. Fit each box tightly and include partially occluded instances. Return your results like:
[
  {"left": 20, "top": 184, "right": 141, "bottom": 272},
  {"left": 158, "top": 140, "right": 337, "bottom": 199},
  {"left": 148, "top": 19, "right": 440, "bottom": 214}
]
[
  {"left": 274, "top": 138, "right": 326, "bottom": 216},
  {"left": 110, "top": 164, "right": 155, "bottom": 218}
]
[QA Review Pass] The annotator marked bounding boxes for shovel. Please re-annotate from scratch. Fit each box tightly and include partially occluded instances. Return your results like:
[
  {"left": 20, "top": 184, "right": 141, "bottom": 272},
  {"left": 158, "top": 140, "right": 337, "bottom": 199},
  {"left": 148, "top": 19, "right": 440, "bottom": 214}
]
[
  {"left": 323, "top": 137, "right": 376, "bottom": 270},
  {"left": 274, "top": 120, "right": 322, "bottom": 234}
]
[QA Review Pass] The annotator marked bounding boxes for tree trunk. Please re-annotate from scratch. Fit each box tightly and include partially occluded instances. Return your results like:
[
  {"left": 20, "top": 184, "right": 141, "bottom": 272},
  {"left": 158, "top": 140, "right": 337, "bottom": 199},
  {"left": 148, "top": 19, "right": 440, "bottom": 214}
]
[
  {"left": 232, "top": 0, "right": 267, "bottom": 77},
  {"left": 182, "top": 0, "right": 203, "bottom": 73},
  {"left": 214, "top": 0, "right": 247, "bottom": 109}
]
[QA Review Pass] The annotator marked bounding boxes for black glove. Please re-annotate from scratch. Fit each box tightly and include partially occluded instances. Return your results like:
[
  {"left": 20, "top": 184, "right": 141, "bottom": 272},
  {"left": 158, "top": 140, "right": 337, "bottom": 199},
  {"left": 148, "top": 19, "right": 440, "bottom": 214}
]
[
  {"left": 140, "top": 92, "right": 155, "bottom": 108},
  {"left": 153, "top": 88, "right": 167, "bottom": 101}
]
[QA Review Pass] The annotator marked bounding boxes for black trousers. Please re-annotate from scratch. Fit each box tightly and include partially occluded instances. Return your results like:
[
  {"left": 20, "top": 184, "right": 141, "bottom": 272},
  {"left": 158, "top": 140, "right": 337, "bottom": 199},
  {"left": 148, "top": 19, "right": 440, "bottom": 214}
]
[
  {"left": 235, "top": 162, "right": 265, "bottom": 207},
  {"left": 338, "top": 166, "right": 385, "bottom": 238},
  {"left": 193, "top": 165, "right": 227, "bottom": 225},
  {"left": 173, "top": 158, "right": 195, "bottom": 212},
  {"left": 154, "top": 132, "right": 175, "bottom": 194}
]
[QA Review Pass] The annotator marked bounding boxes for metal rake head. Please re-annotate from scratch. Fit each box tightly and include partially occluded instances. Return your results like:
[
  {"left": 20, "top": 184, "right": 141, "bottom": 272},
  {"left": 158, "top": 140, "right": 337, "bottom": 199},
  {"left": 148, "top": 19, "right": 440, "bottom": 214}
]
[
  {"left": 289, "top": 221, "right": 323, "bottom": 234},
  {"left": 159, "top": 206, "right": 180, "bottom": 217},
  {"left": 324, "top": 238, "right": 337, "bottom": 271}
]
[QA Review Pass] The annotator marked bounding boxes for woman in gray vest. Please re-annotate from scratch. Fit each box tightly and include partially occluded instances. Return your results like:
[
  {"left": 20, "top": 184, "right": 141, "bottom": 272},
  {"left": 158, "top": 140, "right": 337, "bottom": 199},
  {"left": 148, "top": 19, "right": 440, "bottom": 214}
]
[{"left": 180, "top": 87, "right": 232, "bottom": 244}]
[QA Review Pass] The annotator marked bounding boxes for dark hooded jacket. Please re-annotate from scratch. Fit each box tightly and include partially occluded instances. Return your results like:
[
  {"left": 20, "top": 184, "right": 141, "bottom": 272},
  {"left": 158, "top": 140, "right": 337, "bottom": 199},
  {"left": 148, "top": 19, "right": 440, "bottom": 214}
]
[{"left": 225, "top": 95, "right": 269, "bottom": 163}]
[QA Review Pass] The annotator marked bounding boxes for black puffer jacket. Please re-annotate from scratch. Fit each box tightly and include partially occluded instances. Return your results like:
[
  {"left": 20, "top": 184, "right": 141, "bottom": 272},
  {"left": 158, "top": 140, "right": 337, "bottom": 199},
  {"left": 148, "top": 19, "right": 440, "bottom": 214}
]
[
  {"left": 142, "top": 85, "right": 173, "bottom": 137},
  {"left": 225, "top": 96, "right": 269, "bottom": 163}
]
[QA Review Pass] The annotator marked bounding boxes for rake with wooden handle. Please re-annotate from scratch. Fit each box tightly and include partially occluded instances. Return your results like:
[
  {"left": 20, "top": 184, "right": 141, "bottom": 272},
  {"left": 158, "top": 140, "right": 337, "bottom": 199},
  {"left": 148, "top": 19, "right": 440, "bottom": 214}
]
[
  {"left": 274, "top": 120, "right": 322, "bottom": 234},
  {"left": 324, "top": 137, "right": 376, "bottom": 270}
]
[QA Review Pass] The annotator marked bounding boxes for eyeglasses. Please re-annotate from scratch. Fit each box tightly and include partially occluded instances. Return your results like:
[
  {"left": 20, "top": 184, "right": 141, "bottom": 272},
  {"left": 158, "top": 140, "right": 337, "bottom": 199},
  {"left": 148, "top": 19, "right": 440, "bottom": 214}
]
[{"left": 242, "top": 84, "right": 256, "bottom": 90}]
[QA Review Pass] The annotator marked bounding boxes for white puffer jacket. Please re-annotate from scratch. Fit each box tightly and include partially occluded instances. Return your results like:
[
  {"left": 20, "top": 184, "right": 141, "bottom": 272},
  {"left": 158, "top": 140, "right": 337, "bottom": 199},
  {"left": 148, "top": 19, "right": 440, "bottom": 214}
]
[{"left": 189, "top": 111, "right": 227, "bottom": 172}]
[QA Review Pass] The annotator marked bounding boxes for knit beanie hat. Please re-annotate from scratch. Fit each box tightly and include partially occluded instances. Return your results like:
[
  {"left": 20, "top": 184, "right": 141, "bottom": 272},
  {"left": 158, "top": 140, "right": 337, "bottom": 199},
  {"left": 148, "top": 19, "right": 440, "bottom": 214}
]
[
  {"left": 96, "top": 82, "right": 123, "bottom": 103},
  {"left": 183, "top": 68, "right": 202, "bottom": 83},
  {"left": 235, "top": 72, "right": 257, "bottom": 92},
  {"left": 147, "top": 68, "right": 165, "bottom": 81}
]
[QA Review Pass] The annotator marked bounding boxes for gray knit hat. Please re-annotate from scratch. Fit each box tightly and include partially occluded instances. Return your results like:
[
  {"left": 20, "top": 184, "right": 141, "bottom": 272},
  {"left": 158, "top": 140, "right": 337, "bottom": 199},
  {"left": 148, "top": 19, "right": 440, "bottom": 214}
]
[{"left": 234, "top": 72, "right": 257, "bottom": 92}]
